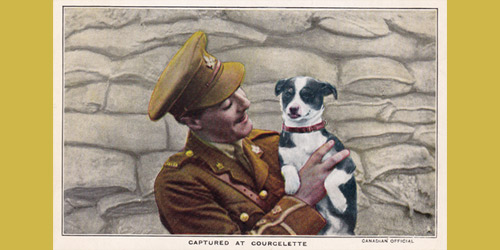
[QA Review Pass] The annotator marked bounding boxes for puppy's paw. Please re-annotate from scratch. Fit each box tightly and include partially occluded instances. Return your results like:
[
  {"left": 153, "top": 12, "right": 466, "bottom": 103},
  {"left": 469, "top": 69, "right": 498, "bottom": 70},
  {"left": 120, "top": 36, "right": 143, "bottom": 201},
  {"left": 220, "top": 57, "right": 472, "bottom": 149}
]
[
  {"left": 281, "top": 165, "right": 300, "bottom": 195},
  {"left": 330, "top": 195, "right": 348, "bottom": 213},
  {"left": 284, "top": 178, "right": 300, "bottom": 195},
  {"left": 324, "top": 172, "right": 348, "bottom": 213}
]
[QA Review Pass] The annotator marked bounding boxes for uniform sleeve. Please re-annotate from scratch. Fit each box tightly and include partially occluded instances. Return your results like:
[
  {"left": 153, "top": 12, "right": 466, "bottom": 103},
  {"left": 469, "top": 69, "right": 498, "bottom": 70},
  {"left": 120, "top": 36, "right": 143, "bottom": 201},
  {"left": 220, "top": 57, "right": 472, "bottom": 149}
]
[
  {"left": 155, "top": 168, "right": 325, "bottom": 235},
  {"left": 250, "top": 196, "right": 326, "bottom": 235},
  {"left": 155, "top": 168, "right": 243, "bottom": 234}
]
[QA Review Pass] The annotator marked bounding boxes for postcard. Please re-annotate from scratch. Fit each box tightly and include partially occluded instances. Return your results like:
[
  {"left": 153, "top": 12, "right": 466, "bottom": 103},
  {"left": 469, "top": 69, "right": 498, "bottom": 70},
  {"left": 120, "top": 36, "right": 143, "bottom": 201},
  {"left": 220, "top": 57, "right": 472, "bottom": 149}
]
[{"left": 54, "top": 0, "right": 447, "bottom": 249}]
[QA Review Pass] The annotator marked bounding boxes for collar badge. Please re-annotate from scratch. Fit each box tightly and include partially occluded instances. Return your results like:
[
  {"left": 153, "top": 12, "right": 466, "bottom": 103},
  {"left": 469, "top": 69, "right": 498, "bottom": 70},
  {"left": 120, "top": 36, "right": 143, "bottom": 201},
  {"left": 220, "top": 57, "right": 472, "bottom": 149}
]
[{"left": 251, "top": 145, "right": 262, "bottom": 154}]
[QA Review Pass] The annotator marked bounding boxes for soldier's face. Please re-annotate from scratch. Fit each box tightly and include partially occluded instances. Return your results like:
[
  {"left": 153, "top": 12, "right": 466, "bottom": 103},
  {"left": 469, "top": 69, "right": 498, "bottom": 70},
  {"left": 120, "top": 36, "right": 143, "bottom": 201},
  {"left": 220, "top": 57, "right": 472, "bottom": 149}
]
[{"left": 196, "top": 88, "right": 253, "bottom": 143}]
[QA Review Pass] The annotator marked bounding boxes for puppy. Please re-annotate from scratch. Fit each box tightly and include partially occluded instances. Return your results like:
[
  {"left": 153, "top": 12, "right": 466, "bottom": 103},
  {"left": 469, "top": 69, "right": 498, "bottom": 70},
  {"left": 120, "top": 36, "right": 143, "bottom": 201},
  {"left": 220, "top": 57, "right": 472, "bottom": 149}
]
[{"left": 275, "top": 76, "right": 357, "bottom": 235}]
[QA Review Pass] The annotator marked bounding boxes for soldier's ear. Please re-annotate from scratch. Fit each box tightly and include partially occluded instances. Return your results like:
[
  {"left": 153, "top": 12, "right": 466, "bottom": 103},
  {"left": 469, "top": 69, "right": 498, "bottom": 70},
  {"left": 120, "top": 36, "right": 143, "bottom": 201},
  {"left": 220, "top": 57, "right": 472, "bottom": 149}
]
[{"left": 180, "top": 116, "right": 203, "bottom": 131}]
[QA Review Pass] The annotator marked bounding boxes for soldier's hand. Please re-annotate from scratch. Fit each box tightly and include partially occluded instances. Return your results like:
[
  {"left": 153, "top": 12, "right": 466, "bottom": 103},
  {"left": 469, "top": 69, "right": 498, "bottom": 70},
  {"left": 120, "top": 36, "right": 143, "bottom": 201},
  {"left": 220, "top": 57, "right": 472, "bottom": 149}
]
[{"left": 293, "top": 140, "right": 350, "bottom": 207}]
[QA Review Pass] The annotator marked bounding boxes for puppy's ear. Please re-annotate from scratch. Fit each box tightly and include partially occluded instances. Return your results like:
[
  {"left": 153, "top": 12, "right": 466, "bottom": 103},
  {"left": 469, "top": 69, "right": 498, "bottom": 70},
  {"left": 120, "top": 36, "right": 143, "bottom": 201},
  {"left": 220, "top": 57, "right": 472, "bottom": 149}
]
[
  {"left": 321, "top": 83, "right": 338, "bottom": 100},
  {"left": 275, "top": 79, "right": 287, "bottom": 96}
]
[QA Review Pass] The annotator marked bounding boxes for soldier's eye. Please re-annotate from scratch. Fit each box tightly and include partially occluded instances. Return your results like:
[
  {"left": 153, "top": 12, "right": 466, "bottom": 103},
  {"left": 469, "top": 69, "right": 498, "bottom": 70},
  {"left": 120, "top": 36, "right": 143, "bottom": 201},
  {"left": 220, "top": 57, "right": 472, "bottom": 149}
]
[{"left": 220, "top": 99, "right": 232, "bottom": 110}]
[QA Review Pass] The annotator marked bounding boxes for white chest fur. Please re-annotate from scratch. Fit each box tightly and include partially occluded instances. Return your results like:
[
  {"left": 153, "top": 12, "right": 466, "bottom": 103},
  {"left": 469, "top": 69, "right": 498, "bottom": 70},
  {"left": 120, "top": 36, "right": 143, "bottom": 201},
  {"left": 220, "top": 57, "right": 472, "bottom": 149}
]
[{"left": 279, "top": 131, "right": 328, "bottom": 170}]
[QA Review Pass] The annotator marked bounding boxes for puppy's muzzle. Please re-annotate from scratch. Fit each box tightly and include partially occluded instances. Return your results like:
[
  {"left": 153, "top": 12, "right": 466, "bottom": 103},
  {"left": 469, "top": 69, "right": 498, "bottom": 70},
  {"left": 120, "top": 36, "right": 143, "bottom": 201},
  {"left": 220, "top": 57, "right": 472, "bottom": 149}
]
[{"left": 288, "top": 105, "right": 301, "bottom": 119}]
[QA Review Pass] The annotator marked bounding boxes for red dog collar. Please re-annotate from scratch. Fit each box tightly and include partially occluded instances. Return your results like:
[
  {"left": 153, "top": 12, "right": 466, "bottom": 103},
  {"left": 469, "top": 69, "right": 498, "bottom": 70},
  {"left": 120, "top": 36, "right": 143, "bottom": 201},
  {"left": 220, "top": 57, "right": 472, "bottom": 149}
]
[{"left": 282, "top": 121, "right": 326, "bottom": 133}]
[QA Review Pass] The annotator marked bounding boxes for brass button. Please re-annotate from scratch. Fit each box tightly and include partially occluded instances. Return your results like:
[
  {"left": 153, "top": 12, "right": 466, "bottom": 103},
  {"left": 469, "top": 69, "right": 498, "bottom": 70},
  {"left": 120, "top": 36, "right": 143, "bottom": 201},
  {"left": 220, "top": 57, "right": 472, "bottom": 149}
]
[
  {"left": 185, "top": 150, "right": 194, "bottom": 157},
  {"left": 240, "top": 212, "right": 249, "bottom": 222},
  {"left": 184, "top": 150, "right": 194, "bottom": 157},
  {"left": 216, "top": 162, "right": 224, "bottom": 170},
  {"left": 259, "top": 190, "right": 268, "bottom": 200}
]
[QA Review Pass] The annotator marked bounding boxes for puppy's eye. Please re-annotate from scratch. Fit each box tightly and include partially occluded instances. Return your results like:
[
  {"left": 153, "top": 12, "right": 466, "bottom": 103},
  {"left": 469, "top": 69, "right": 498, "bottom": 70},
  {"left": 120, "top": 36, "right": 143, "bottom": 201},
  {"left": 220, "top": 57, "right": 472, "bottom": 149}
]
[
  {"left": 302, "top": 92, "right": 312, "bottom": 99},
  {"left": 284, "top": 88, "right": 294, "bottom": 96}
]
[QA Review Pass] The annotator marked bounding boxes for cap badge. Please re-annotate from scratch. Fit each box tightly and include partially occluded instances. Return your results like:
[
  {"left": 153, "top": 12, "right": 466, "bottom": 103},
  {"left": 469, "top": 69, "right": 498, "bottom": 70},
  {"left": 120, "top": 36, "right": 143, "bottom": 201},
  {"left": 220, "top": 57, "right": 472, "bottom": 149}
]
[
  {"left": 251, "top": 145, "right": 262, "bottom": 154},
  {"left": 203, "top": 54, "right": 216, "bottom": 69}
]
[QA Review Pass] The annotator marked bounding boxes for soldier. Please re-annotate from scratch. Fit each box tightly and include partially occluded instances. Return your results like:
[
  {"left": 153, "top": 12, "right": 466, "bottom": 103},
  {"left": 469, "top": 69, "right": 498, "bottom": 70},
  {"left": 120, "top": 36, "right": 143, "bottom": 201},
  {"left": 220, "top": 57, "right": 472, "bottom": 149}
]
[{"left": 148, "top": 31, "right": 350, "bottom": 234}]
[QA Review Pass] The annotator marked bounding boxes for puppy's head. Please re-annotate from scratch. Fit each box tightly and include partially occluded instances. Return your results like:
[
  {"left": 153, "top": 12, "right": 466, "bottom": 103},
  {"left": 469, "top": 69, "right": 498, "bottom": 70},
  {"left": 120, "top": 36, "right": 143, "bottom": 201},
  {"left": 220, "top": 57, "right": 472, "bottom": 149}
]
[{"left": 275, "top": 76, "right": 337, "bottom": 122}]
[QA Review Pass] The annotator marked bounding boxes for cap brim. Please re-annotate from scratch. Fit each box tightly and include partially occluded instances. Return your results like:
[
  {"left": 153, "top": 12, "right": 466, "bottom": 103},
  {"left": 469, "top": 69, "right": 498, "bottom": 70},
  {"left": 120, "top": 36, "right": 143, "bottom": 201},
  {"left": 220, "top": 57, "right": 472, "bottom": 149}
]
[{"left": 190, "top": 62, "right": 245, "bottom": 110}]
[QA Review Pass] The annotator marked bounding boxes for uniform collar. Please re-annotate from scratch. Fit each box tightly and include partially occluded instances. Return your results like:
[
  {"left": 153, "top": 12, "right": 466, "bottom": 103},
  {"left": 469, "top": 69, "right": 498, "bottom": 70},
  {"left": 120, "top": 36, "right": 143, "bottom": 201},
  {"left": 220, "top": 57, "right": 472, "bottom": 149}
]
[
  {"left": 186, "top": 131, "right": 269, "bottom": 189},
  {"left": 186, "top": 131, "right": 235, "bottom": 175},
  {"left": 242, "top": 137, "right": 268, "bottom": 190}
]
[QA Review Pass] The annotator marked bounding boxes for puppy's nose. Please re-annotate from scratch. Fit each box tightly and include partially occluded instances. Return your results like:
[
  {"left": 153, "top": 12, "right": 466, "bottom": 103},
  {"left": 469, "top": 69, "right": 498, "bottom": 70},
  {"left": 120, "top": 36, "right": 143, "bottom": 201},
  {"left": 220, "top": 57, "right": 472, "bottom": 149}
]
[{"left": 289, "top": 106, "right": 299, "bottom": 114}]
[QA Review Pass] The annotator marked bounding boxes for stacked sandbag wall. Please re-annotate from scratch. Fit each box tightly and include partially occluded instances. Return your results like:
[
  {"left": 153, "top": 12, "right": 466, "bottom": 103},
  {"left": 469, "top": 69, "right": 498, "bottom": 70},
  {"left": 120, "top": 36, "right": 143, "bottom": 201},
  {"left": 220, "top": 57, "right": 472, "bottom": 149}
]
[{"left": 63, "top": 8, "right": 437, "bottom": 235}]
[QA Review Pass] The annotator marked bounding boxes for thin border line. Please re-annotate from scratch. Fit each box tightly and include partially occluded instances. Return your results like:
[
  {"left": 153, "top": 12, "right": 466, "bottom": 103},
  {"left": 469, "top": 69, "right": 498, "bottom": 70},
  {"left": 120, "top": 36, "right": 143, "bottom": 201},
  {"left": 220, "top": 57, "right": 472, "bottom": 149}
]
[
  {"left": 60, "top": 5, "right": 440, "bottom": 239},
  {"left": 61, "top": 5, "right": 65, "bottom": 236},
  {"left": 62, "top": 6, "right": 436, "bottom": 10},
  {"left": 435, "top": 7, "right": 439, "bottom": 240}
]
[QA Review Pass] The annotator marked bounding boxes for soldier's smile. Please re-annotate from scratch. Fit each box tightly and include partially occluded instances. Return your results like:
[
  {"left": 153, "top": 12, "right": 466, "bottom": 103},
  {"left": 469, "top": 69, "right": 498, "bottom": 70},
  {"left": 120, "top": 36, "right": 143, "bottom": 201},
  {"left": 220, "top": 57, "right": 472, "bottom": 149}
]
[
  {"left": 194, "top": 88, "right": 253, "bottom": 143},
  {"left": 235, "top": 112, "right": 248, "bottom": 125}
]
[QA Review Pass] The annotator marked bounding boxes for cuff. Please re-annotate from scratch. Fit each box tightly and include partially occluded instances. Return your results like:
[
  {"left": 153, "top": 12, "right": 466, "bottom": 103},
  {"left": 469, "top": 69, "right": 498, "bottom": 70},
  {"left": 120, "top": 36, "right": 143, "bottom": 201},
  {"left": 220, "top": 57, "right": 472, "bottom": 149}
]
[{"left": 250, "top": 196, "right": 326, "bottom": 235}]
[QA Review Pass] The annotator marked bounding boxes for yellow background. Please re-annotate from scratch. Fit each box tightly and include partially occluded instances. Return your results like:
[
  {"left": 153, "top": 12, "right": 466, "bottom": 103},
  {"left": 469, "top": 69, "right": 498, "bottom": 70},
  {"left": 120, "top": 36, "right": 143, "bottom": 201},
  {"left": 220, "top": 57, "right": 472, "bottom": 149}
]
[
  {"left": 2, "top": 0, "right": 498, "bottom": 249},
  {"left": 2, "top": 0, "right": 52, "bottom": 249},
  {"left": 448, "top": 1, "right": 500, "bottom": 249}
]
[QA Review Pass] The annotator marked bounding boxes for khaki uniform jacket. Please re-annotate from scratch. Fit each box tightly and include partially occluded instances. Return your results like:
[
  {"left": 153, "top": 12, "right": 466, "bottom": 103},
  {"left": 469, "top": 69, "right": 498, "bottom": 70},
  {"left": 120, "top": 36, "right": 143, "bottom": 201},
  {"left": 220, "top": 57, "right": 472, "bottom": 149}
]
[{"left": 154, "top": 129, "right": 326, "bottom": 234}]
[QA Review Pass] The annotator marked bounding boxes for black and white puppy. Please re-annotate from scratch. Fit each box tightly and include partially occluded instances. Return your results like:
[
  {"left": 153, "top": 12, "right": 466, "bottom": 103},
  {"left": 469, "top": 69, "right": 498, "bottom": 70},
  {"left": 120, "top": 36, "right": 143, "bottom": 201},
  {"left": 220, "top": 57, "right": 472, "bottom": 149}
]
[{"left": 275, "top": 76, "right": 357, "bottom": 235}]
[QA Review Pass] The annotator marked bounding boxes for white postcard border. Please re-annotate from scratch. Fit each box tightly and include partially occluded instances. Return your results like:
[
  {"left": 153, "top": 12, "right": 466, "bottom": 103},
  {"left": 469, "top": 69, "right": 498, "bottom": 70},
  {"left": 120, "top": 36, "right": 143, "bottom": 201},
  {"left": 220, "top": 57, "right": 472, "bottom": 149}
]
[{"left": 53, "top": 1, "right": 447, "bottom": 249}]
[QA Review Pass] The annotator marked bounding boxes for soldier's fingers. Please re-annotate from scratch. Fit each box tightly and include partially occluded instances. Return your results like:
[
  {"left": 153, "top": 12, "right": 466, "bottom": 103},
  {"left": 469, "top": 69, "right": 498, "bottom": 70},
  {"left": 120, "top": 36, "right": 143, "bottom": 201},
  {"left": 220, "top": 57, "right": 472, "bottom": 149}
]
[
  {"left": 307, "top": 140, "right": 335, "bottom": 164},
  {"left": 320, "top": 149, "right": 350, "bottom": 172}
]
